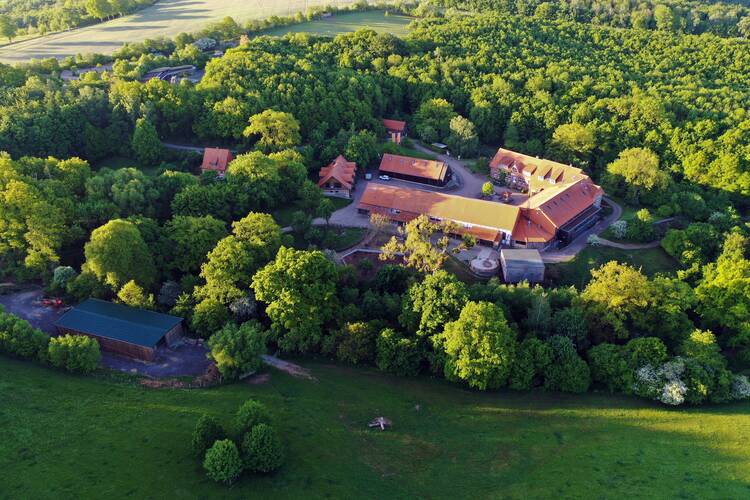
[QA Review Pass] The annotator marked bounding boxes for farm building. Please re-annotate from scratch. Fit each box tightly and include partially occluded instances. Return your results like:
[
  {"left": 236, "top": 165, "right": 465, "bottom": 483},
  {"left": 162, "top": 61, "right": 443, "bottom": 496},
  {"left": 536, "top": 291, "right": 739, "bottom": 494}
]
[
  {"left": 378, "top": 153, "right": 452, "bottom": 187},
  {"left": 54, "top": 299, "right": 183, "bottom": 361},
  {"left": 360, "top": 146, "right": 603, "bottom": 249},
  {"left": 201, "top": 148, "right": 234, "bottom": 177},
  {"left": 358, "top": 183, "right": 519, "bottom": 247},
  {"left": 318, "top": 155, "right": 357, "bottom": 198},
  {"left": 500, "top": 249, "right": 545, "bottom": 283},
  {"left": 382, "top": 119, "right": 407, "bottom": 144}
]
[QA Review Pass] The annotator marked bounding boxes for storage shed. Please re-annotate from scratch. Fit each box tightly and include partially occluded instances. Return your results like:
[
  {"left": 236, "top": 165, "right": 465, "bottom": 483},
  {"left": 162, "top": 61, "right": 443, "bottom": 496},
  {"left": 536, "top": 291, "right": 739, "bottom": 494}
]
[
  {"left": 54, "top": 299, "right": 183, "bottom": 361},
  {"left": 500, "top": 249, "right": 545, "bottom": 283}
]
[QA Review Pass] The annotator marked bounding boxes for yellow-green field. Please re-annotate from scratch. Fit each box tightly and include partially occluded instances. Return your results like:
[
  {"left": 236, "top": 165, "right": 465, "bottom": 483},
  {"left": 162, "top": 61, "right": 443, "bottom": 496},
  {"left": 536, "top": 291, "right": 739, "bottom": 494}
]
[{"left": 0, "top": 1, "right": 407, "bottom": 63}]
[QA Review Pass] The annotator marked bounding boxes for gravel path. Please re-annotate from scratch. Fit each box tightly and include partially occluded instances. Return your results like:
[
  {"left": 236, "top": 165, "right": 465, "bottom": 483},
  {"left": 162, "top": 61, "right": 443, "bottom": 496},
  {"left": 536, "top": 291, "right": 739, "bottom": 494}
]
[{"left": 0, "top": 288, "right": 65, "bottom": 334}]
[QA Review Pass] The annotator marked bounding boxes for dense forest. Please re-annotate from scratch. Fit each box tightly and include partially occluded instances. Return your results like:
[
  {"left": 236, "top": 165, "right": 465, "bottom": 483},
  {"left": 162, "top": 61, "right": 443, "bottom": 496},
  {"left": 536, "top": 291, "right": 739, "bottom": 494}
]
[
  {"left": 432, "top": 0, "right": 750, "bottom": 37},
  {"left": 1, "top": 11, "right": 750, "bottom": 406}
]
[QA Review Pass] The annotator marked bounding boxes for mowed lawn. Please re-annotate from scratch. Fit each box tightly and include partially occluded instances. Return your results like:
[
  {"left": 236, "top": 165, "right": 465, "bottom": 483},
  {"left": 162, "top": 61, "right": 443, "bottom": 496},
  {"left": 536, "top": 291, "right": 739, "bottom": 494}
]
[
  {"left": 548, "top": 246, "right": 681, "bottom": 289},
  {"left": 0, "top": 1, "right": 406, "bottom": 63},
  {"left": 2, "top": 357, "right": 749, "bottom": 498}
]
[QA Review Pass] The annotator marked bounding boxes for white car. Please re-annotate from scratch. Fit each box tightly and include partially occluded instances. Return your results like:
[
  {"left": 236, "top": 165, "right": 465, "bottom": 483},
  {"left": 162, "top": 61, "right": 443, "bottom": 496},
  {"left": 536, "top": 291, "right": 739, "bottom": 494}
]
[{"left": 379, "top": 175, "right": 390, "bottom": 181}]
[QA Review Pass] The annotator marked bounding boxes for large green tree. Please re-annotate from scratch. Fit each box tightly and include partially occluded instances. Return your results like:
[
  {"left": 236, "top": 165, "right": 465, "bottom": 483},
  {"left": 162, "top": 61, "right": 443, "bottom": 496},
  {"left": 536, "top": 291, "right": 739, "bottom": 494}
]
[
  {"left": 252, "top": 247, "right": 339, "bottom": 353},
  {"left": 82, "top": 219, "right": 156, "bottom": 289},
  {"left": 243, "top": 110, "right": 301, "bottom": 153},
  {"left": 443, "top": 301, "right": 518, "bottom": 390},
  {"left": 165, "top": 215, "right": 227, "bottom": 275},
  {"left": 198, "top": 212, "right": 283, "bottom": 304}
]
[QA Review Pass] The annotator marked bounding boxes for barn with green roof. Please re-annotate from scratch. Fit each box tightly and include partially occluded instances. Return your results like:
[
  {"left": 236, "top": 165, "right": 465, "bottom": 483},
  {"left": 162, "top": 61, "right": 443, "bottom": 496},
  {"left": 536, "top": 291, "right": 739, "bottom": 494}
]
[{"left": 54, "top": 299, "right": 184, "bottom": 361}]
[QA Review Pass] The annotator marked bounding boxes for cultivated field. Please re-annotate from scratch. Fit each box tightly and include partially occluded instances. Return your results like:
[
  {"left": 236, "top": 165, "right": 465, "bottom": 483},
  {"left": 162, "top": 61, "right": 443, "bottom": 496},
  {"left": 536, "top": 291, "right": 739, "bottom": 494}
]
[
  {"left": 0, "top": 0, "right": 405, "bottom": 63},
  {"left": 2, "top": 356, "right": 749, "bottom": 498}
]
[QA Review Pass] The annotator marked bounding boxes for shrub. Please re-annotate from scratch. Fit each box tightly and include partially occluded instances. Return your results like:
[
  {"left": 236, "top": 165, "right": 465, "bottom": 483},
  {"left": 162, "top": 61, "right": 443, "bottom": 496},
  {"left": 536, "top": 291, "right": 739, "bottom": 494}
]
[
  {"left": 610, "top": 220, "right": 628, "bottom": 239},
  {"left": 678, "top": 329, "right": 724, "bottom": 367},
  {"left": 192, "top": 414, "right": 225, "bottom": 458},
  {"left": 203, "top": 439, "right": 243, "bottom": 485},
  {"left": 336, "top": 321, "right": 379, "bottom": 365},
  {"left": 544, "top": 336, "right": 590, "bottom": 393},
  {"left": 191, "top": 298, "right": 231, "bottom": 338},
  {"left": 625, "top": 337, "right": 668, "bottom": 369},
  {"left": 587, "top": 343, "right": 632, "bottom": 393},
  {"left": 508, "top": 338, "right": 553, "bottom": 390},
  {"left": 0, "top": 308, "right": 50, "bottom": 362},
  {"left": 234, "top": 399, "right": 270, "bottom": 437},
  {"left": 208, "top": 322, "right": 267, "bottom": 380},
  {"left": 51, "top": 266, "right": 77, "bottom": 292},
  {"left": 241, "top": 423, "right": 284, "bottom": 473},
  {"left": 117, "top": 280, "right": 155, "bottom": 310},
  {"left": 375, "top": 328, "right": 423, "bottom": 376},
  {"left": 551, "top": 307, "right": 589, "bottom": 351},
  {"left": 732, "top": 375, "right": 750, "bottom": 400},
  {"left": 48, "top": 334, "right": 100, "bottom": 373}
]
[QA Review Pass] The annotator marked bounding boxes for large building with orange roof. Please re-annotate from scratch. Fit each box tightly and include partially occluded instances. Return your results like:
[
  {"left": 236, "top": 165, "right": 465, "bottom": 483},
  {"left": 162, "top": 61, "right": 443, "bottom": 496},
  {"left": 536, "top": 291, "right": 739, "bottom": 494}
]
[
  {"left": 318, "top": 155, "right": 357, "bottom": 198},
  {"left": 358, "top": 147, "right": 603, "bottom": 249}
]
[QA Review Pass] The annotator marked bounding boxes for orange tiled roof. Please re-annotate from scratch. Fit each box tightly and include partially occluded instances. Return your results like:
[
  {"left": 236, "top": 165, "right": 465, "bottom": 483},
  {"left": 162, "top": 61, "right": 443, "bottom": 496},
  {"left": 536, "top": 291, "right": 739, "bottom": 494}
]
[
  {"left": 318, "top": 155, "right": 357, "bottom": 190},
  {"left": 489, "top": 147, "right": 587, "bottom": 185},
  {"left": 201, "top": 148, "right": 233, "bottom": 173},
  {"left": 379, "top": 153, "right": 448, "bottom": 182},
  {"left": 382, "top": 119, "right": 407, "bottom": 132},
  {"left": 525, "top": 178, "right": 604, "bottom": 229},
  {"left": 359, "top": 184, "right": 520, "bottom": 233}
]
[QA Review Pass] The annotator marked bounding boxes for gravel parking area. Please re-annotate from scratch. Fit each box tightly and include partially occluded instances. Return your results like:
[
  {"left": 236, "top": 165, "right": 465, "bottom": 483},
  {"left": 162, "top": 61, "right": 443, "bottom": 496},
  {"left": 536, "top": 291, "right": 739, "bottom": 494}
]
[
  {"left": 102, "top": 342, "right": 211, "bottom": 378},
  {"left": 0, "top": 288, "right": 65, "bottom": 334}
]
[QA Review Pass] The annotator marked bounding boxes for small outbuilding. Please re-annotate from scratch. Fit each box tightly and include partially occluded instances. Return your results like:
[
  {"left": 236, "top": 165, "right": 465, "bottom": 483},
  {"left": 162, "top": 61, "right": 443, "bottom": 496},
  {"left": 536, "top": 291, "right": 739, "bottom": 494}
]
[
  {"left": 201, "top": 147, "right": 234, "bottom": 177},
  {"left": 383, "top": 119, "right": 407, "bottom": 144},
  {"left": 500, "top": 249, "right": 545, "bottom": 283},
  {"left": 54, "top": 299, "right": 184, "bottom": 361}
]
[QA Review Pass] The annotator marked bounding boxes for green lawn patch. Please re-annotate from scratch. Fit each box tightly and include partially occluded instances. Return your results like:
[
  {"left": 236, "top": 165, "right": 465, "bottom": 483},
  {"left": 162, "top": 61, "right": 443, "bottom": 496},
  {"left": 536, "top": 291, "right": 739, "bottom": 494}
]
[
  {"left": 262, "top": 11, "right": 413, "bottom": 38},
  {"left": 381, "top": 143, "right": 436, "bottom": 160},
  {"left": 548, "top": 246, "right": 681, "bottom": 289},
  {"left": 2, "top": 356, "right": 749, "bottom": 498},
  {"left": 291, "top": 226, "right": 366, "bottom": 252}
]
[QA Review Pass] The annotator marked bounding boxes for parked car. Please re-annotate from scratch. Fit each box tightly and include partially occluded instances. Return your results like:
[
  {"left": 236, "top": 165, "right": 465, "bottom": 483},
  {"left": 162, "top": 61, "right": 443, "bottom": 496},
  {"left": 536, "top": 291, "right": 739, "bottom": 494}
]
[{"left": 379, "top": 175, "right": 390, "bottom": 181}]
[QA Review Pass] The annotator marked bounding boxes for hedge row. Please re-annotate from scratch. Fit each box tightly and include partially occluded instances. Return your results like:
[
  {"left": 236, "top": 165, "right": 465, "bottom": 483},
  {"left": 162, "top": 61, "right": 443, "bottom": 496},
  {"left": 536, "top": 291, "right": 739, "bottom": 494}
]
[{"left": 0, "top": 305, "right": 100, "bottom": 373}]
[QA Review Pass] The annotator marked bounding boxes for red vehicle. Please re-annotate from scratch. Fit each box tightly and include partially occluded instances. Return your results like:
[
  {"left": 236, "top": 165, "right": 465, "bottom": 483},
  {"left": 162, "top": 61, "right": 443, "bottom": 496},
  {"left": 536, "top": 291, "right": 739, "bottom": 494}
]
[{"left": 41, "top": 297, "right": 64, "bottom": 308}]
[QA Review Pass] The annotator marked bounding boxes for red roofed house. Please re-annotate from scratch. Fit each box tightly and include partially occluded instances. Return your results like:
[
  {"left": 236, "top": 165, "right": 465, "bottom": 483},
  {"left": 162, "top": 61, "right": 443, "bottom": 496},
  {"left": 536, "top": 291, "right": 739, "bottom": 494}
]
[
  {"left": 383, "top": 119, "right": 407, "bottom": 144},
  {"left": 318, "top": 155, "right": 357, "bottom": 198},
  {"left": 201, "top": 148, "right": 234, "bottom": 177}
]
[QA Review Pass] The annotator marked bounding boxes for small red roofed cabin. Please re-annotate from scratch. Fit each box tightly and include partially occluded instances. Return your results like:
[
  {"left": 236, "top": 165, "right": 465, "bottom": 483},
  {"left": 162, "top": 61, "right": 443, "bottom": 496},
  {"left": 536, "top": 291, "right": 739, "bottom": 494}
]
[
  {"left": 319, "top": 155, "right": 357, "bottom": 198},
  {"left": 383, "top": 119, "right": 407, "bottom": 144},
  {"left": 201, "top": 148, "right": 234, "bottom": 177}
]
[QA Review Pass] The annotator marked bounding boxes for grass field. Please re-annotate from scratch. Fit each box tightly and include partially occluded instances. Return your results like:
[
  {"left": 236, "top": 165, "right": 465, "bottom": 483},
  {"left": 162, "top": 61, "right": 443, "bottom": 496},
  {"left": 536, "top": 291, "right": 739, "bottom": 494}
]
[
  {"left": 2, "top": 356, "right": 750, "bottom": 498},
  {"left": 262, "top": 11, "right": 412, "bottom": 37},
  {"left": 548, "top": 246, "right": 681, "bottom": 289},
  {"left": 0, "top": 2, "right": 407, "bottom": 63}
]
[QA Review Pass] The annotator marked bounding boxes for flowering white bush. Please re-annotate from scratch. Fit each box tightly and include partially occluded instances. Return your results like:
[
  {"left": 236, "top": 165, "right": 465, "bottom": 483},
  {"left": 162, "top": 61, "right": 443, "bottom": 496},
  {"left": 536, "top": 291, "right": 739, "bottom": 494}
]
[
  {"left": 659, "top": 380, "right": 688, "bottom": 405},
  {"left": 610, "top": 220, "right": 628, "bottom": 239},
  {"left": 633, "top": 364, "right": 660, "bottom": 398},
  {"left": 587, "top": 234, "right": 601, "bottom": 246},
  {"left": 731, "top": 375, "right": 750, "bottom": 400},
  {"left": 658, "top": 357, "right": 686, "bottom": 381},
  {"left": 193, "top": 37, "right": 217, "bottom": 51}
]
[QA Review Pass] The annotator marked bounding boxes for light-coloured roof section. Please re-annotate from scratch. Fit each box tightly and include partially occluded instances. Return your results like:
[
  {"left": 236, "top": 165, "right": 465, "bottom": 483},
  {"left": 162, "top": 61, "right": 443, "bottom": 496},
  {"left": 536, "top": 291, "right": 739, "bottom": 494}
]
[{"left": 359, "top": 183, "right": 520, "bottom": 233}]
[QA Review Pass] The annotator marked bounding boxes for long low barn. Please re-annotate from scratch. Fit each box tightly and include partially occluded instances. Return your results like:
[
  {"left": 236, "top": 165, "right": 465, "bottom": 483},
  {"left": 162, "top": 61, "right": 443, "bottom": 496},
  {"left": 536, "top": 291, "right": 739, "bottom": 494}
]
[
  {"left": 358, "top": 183, "right": 519, "bottom": 246},
  {"left": 54, "top": 299, "right": 183, "bottom": 361},
  {"left": 378, "top": 153, "right": 452, "bottom": 186}
]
